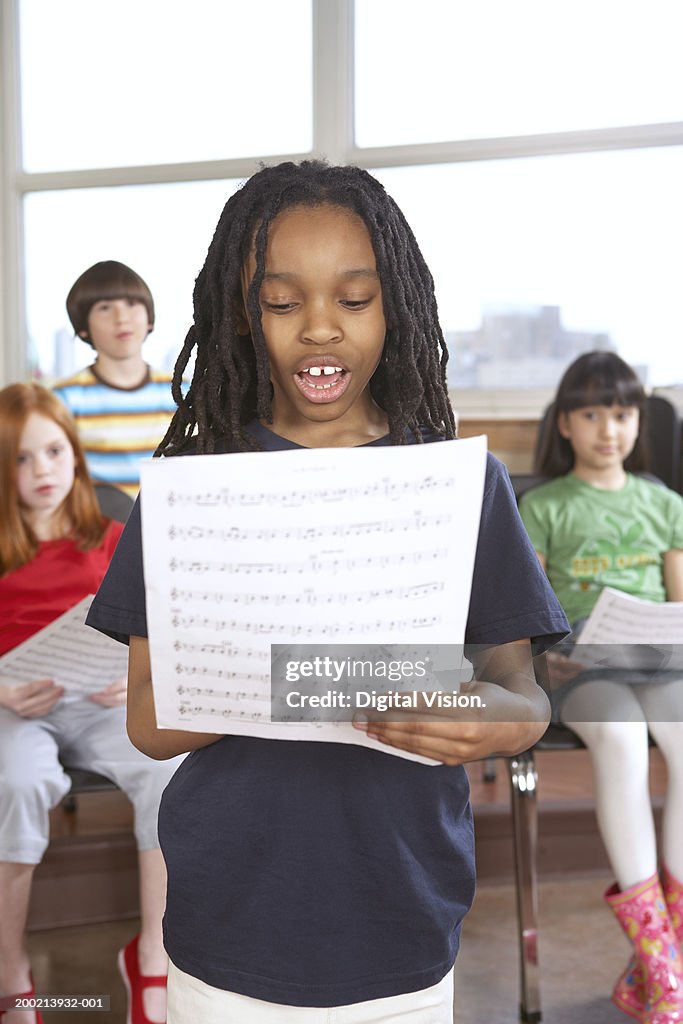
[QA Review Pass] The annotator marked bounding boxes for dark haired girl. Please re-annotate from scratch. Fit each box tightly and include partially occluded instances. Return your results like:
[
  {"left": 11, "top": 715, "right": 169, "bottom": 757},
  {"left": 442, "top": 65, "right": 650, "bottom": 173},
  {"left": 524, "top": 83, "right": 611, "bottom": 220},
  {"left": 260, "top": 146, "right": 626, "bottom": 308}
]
[{"left": 521, "top": 351, "right": 683, "bottom": 1023}]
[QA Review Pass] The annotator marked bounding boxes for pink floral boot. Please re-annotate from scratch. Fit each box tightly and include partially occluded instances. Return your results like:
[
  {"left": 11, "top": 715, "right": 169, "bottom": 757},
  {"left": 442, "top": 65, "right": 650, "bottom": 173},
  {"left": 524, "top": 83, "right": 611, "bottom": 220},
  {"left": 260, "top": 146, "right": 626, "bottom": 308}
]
[
  {"left": 611, "top": 953, "right": 647, "bottom": 1021},
  {"left": 606, "top": 872, "right": 683, "bottom": 1023},
  {"left": 662, "top": 865, "right": 683, "bottom": 946}
]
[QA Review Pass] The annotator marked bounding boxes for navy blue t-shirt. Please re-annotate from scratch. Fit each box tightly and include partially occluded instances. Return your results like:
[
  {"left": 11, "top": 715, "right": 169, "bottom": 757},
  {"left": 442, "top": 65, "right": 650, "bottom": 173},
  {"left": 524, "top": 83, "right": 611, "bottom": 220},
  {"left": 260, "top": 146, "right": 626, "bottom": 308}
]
[{"left": 87, "top": 423, "right": 568, "bottom": 1006}]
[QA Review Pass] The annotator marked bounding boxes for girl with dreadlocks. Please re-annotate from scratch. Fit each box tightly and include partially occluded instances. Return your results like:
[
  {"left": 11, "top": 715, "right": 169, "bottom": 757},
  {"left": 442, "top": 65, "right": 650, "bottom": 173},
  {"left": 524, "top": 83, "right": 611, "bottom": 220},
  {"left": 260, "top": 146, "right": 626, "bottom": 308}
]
[{"left": 88, "top": 160, "right": 567, "bottom": 1024}]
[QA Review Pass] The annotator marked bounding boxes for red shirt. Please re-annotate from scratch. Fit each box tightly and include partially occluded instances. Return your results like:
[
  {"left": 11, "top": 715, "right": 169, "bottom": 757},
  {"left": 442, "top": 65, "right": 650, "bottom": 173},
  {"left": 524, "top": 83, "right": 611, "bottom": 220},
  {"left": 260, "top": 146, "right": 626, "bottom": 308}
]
[{"left": 0, "top": 521, "right": 124, "bottom": 655}]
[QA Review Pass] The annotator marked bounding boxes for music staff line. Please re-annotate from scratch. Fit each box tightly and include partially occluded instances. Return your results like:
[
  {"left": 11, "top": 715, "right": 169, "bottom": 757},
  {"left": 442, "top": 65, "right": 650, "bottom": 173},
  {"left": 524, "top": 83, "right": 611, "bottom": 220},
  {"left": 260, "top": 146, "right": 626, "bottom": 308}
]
[
  {"left": 166, "top": 474, "right": 455, "bottom": 509},
  {"left": 588, "top": 609, "right": 683, "bottom": 641},
  {"left": 167, "top": 512, "right": 453, "bottom": 544},
  {"left": 176, "top": 683, "right": 267, "bottom": 700},
  {"left": 178, "top": 704, "right": 267, "bottom": 721},
  {"left": 169, "top": 614, "right": 440, "bottom": 636},
  {"left": 172, "top": 639, "right": 270, "bottom": 660},
  {"left": 169, "top": 581, "right": 444, "bottom": 607},
  {"left": 175, "top": 665, "right": 269, "bottom": 685},
  {"left": 176, "top": 705, "right": 331, "bottom": 728},
  {"left": 168, "top": 549, "right": 448, "bottom": 577}
]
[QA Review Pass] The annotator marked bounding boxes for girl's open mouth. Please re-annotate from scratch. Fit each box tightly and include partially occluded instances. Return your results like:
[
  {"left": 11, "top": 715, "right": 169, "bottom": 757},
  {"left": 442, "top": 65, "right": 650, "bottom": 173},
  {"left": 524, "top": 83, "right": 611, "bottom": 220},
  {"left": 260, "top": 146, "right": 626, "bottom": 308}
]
[{"left": 294, "top": 365, "right": 351, "bottom": 404}]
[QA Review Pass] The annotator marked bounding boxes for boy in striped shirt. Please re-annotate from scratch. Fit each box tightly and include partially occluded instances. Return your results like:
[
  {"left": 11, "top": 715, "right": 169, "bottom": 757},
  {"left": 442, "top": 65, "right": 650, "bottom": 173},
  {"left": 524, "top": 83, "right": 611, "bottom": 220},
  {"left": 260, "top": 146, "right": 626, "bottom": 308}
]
[{"left": 54, "top": 261, "right": 176, "bottom": 497}]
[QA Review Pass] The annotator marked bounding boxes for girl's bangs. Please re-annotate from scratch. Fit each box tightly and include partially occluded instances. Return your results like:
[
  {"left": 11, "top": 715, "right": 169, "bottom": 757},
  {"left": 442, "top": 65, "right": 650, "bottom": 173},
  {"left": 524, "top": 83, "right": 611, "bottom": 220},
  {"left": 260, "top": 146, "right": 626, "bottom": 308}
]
[{"left": 562, "top": 371, "right": 645, "bottom": 411}]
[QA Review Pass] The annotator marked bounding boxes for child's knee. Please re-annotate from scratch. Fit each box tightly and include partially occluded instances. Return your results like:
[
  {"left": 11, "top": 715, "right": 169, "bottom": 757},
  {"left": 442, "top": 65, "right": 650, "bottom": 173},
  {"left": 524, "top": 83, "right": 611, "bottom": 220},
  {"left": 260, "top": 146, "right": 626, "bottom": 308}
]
[{"left": 573, "top": 719, "right": 649, "bottom": 760}]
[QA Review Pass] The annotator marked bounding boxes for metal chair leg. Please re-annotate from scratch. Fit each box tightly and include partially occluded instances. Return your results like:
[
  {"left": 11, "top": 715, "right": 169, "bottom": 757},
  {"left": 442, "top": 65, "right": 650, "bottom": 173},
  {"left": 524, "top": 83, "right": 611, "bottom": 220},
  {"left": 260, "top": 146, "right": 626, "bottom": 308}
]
[{"left": 509, "top": 750, "right": 542, "bottom": 1022}]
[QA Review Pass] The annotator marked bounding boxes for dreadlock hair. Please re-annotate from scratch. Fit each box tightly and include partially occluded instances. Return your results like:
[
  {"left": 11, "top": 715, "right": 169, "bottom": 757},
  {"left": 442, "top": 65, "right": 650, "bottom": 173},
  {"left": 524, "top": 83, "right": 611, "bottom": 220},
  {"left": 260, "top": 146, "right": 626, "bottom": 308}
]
[
  {"left": 158, "top": 160, "right": 456, "bottom": 456},
  {"left": 536, "top": 350, "right": 648, "bottom": 477}
]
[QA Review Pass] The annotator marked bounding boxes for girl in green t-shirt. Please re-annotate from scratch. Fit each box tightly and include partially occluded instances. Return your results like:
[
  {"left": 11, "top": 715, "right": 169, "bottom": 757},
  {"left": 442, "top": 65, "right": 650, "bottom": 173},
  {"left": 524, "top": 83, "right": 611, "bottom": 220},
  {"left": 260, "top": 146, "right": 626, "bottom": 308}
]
[{"left": 520, "top": 351, "right": 683, "bottom": 1024}]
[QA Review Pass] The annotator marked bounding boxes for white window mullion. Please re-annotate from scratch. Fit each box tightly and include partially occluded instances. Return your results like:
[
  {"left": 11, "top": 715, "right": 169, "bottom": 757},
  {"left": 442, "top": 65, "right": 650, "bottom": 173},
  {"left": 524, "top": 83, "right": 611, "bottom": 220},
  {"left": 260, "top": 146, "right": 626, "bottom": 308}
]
[
  {"left": 1, "top": 0, "right": 26, "bottom": 385},
  {"left": 312, "top": 0, "right": 354, "bottom": 164}
]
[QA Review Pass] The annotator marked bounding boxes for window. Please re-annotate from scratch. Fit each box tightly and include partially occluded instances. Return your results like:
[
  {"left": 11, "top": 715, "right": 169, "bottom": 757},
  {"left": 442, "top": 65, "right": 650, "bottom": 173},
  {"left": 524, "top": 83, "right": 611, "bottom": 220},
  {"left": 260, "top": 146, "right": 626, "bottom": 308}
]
[
  {"left": 355, "top": 0, "right": 683, "bottom": 146},
  {"left": 19, "top": 0, "right": 312, "bottom": 172},
  {"left": 376, "top": 147, "right": 683, "bottom": 389},
  {"left": 4, "top": 0, "right": 683, "bottom": 395},
  {"left": 24, "top": 180, "right": 238, "bottom": 377}
]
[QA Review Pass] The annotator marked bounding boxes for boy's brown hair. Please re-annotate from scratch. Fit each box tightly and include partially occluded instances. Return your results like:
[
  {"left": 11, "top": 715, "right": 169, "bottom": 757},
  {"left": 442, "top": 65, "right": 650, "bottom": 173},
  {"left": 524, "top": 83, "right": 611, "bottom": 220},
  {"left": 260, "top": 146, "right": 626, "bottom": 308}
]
[{"left": 66, "top": 260, "right": 155, "bottom": 349}]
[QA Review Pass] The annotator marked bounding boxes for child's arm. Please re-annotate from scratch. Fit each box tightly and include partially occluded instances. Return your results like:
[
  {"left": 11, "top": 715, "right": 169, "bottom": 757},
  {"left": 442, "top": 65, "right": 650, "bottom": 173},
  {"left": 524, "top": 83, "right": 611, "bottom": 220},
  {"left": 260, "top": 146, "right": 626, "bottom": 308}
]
[
  {"left": 127, "top": 635, "right": 223, "bottom": 759},
  {"left": 357, "top": 638, "right": 550, "bottom": 765},
  {"left": 664, "top": 548, "right": 683, "bottom": 601}
]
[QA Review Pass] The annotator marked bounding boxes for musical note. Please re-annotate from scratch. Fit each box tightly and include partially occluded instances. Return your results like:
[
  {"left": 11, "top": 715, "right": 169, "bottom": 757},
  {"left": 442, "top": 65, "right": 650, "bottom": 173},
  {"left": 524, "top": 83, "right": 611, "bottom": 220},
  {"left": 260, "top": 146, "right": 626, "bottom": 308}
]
[
  {"left": 166, "top": 512, "right": 453, "bottom": 544},
  {"left": 164, "top": 476, "right": 455, "bottom": 510},
  {"left": 167, "top": 550, "right": 448, "bottom": 576}
]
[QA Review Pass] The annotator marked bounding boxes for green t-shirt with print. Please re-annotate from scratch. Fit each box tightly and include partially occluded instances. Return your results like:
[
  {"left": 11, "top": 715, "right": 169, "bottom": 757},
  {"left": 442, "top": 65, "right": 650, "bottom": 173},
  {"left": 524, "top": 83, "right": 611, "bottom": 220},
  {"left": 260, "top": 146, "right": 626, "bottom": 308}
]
[{"left": 519, "top": 473, "right": 683, "bottom": 624}]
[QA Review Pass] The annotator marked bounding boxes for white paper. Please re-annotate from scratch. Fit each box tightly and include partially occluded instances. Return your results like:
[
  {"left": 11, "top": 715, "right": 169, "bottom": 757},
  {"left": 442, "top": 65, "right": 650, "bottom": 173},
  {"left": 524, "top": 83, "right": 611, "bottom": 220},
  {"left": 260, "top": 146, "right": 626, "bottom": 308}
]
[
  {"left": 0, "top": 595, "right": 129, "bottom": 697},
  {"left": 575, "top": 587, "right": 683, "bottom": 671},
  {"left": 140, "top": 437, "right": 487, "bottom": 758}
]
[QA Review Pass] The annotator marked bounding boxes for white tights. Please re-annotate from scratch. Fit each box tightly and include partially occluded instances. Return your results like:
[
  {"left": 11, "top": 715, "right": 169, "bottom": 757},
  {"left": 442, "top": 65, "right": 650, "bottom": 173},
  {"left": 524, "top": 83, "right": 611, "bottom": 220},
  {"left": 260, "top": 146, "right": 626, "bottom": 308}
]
[{"left": 560, "top": 678, "right": 683, "bottom": 890}]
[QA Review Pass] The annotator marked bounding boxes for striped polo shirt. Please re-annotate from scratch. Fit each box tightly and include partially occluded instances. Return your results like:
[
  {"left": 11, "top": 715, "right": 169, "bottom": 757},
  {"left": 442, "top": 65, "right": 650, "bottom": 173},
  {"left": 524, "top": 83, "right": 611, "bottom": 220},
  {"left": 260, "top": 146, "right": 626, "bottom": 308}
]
[{"left": 53, "top": 364, "right": 176, "bottom": 497}]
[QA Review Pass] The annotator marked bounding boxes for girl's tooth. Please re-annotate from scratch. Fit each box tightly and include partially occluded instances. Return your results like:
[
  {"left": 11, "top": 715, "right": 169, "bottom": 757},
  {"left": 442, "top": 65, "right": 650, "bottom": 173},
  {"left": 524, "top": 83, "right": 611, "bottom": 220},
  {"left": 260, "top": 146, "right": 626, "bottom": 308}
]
[
  {"left": 323, "top": 366, "right": 335, "bottom": 375},
  {"left": 309, "top": 366, "right": 322, "bottom": 377}
]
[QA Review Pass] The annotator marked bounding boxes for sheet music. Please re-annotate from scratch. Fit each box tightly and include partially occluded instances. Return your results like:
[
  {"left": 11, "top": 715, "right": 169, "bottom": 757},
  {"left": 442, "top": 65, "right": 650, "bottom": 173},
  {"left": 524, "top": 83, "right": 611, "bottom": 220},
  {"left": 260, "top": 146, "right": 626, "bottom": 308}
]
[
  {"left": 575, "top": 587, "right": 683, "bottom": 671},
  {"left": 140, "top": 437, "right": 487, "bottom": 759},
  {"left": 0, "top": 596, "right": 129, "bottom": 698}
]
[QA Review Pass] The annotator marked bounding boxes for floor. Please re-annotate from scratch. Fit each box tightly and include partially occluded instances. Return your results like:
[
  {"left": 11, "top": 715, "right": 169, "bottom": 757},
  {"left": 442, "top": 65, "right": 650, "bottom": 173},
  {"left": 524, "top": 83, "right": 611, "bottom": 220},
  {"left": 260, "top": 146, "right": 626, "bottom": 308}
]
[
  {"left": 25, "top": 747, "right": 668, "bottom": 1023},
  {"left": 453, "top": 875, "right": 632, "bottom": 1023},
  {"left": 27, "top": 875, "right": 633, "bottom": 1024}
]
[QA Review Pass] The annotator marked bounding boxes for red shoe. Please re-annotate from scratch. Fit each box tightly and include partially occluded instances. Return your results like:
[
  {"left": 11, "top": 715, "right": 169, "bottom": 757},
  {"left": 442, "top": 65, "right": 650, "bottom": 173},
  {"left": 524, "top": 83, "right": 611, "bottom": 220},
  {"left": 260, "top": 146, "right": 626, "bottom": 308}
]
[
  {"left": 0, "top": 975, "right": 44, "bottom": 1024},
  {"left": 117, "top": 934, "right": 167, "bottom": 1024}
]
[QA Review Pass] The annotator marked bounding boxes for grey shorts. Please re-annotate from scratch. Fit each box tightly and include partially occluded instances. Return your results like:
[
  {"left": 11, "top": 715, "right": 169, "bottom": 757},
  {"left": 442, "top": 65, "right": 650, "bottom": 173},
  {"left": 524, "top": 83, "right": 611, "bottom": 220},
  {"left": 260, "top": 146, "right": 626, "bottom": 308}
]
[{"left": 0, "top": 698, "right": 184, "bottom": 863}]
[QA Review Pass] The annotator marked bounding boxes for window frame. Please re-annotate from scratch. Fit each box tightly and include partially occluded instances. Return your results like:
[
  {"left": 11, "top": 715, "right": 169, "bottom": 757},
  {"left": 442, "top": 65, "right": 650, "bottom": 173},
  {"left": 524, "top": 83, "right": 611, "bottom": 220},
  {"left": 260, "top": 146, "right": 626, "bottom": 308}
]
[{"left": 2, "top": 0, "right": 683, "bottom": 406}]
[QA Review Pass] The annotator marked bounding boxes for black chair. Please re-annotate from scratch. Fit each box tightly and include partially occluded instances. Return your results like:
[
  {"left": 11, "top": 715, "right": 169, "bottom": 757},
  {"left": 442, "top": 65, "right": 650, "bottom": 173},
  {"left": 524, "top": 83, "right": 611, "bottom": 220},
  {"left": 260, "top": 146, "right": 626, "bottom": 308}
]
[
  {"left": 93, "top": 481, "right": 135, "bottom": 523},
  {"left": 502, "top": 399, "right": 680, "bottom": 1021},
  {"left": 61, "top": 483, "right": 134, "bottom": 809}
]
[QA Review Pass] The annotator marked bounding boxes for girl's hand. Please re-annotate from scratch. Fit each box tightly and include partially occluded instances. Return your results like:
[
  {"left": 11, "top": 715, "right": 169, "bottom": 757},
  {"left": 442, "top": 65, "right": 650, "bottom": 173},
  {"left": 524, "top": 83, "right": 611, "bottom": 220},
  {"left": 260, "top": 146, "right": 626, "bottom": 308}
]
[
  {"left": 353, "top": 639, "right": 550, "bottom": 765},
  {"left": 353, "top": 705, "right": 539, "bottom": 765},
  {"left": 0, "top": 678, "right": 65, "bottom": 718},
  {"left": 89, "top": 676, "right": 127, "bottom": 707},
  {"left": 546, "top": 652, "right": 585, "bottom": 689}
]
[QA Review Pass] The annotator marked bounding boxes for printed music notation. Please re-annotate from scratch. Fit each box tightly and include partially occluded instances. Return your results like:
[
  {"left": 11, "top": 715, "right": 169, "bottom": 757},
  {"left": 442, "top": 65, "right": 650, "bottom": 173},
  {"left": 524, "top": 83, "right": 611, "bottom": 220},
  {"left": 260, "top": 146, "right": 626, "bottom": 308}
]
[
  {"left": 167, "top": 550, "right": 447, "bottom": 576},
  {"left": 0, "top": 596, "right": 128, "bottom": 698},
  {"left": 176, "top": 683, "right": 266, "bottom": 699},
  {"left": 175, "top": 666, "right": 270, "bottom": 685},
  {"left": 167, "top": 512, "right": 453, "bottom": 544},
  {"left": 172, "top": 639, "right": 270, "bottom": 659},
  {"left": 178, "top": 704, "right": 267, "bottom": 721},
  {"left": 575, "top": 587, "right": 683, "bottom": 671},
  {"left": 140, "top": 437, "right": 488, "bottom": 758},
  {"left": 168, "top": 615, "right": 439, "bottom": 636},
  {"left": 169, "top": 581, "right": 444, "bottom": 607},
  {"left": 165, "top": 474, "right": 455, "bottom": 510}
]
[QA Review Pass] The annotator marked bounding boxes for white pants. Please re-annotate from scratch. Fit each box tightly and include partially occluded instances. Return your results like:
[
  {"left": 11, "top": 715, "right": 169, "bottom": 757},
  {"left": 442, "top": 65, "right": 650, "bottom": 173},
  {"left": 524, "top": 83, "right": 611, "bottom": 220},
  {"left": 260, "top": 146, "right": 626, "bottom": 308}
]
[
  {"left": 167, "top": 962, "right": 454, "bottom": 1024},
  {"left": 0, "top": 699, "right": 183, "bottom": 862},
  {"left": 561, "top": 677, "right": 683, "bottom": 889}
]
